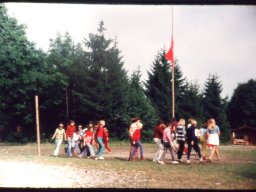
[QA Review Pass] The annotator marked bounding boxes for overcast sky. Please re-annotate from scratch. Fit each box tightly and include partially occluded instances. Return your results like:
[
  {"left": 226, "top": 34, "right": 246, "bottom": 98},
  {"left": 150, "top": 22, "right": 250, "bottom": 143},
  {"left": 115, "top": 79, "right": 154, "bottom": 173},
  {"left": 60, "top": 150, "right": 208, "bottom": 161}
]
[{"left": 5, "top": 3, "right": 256, "bottom": 98}]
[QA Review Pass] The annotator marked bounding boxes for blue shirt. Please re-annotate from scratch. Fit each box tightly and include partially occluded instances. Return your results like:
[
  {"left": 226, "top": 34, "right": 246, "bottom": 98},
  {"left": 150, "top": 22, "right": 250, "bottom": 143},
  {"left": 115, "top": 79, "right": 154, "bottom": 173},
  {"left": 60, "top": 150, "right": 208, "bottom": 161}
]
[
  {"left": 199, "top": 128, "right": 208, "bottom": 137},
  {"left": 208, "top": 126, "right": 220, "bottom": 134}
]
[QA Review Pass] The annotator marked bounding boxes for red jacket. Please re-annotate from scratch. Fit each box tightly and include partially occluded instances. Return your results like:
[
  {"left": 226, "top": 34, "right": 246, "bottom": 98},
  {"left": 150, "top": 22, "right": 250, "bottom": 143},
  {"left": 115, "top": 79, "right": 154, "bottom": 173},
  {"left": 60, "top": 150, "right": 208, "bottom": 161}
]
[
  {"left": 103, "top": 131, "right": 109, "bottom": 139},
  {"left": 132, "top": 129, "right": 141, "bottom": 142},
  {"left": 153, "top": 124, "right": 165, "bottom": 139},
  {"left": 83, "top": 130, "right": 94, "bottom": 144},
  {"left": 96, "top": 126, "right": 104, "bottom": 138},
  {"left": 103, "top": 131, "right": 109, "bottom": 141},
  {"left": 66, "top": 125, "right": 76, "bottom": 137}
]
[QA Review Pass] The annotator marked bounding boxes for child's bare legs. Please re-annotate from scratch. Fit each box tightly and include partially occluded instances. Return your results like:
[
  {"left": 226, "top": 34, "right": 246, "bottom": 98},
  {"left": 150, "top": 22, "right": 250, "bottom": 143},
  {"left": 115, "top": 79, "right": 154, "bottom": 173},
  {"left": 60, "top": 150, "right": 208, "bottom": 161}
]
[
  {"left": 208, "top": 145, "right": 216, "bottom": 161},
  {"left": 215, "top": 146, "right": 220, "bottom": 160}
]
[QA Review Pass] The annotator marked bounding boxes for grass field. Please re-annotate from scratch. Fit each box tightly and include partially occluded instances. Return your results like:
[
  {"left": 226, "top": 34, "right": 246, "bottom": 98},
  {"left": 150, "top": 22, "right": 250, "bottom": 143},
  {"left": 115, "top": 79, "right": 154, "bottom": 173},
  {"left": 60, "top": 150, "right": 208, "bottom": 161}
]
[{"left": 0, "top": 141, "right": 256, "bottom": 189}]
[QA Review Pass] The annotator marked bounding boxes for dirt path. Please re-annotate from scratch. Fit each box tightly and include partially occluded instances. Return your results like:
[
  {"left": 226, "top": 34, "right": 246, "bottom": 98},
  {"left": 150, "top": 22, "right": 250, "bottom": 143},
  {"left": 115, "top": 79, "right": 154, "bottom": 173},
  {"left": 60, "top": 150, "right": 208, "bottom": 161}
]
[{"left": 0, "top": 160, "right": 142, "bottom": 188}]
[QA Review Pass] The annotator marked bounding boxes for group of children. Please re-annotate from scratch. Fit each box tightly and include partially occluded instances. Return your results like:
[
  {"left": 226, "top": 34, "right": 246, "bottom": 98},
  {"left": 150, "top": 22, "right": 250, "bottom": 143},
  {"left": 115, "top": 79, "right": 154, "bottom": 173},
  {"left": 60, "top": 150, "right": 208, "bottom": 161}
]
[
  {"left": 51, "top": 117, "right": 221, "bottom": 164},
  {"left": 153, "top": 118, "right": 221, "bottom": 165},
  {"left": 51, "top": 120, "right": 112, "bottom": 160}
]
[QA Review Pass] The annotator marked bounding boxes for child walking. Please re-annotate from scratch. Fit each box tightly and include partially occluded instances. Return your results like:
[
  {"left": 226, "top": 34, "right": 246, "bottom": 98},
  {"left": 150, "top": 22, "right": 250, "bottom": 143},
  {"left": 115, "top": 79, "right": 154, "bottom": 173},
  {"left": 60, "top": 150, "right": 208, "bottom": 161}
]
[
  {"left": 186, "top": 119, "right": 203, "bottom": 164},
  {"left": 78, "top": 125, "right": 97, "bottom": 160},
  {"left": 162, "top": 122, "right": 179, "bottom": 164},
  {"left": 95, "top": 120, "right": 106, "bottom": 160},
  {"left": 103, "top": 127, "right": 112, "bottom": 153},
  {"left": 129, "top": 117, "right": 144, "bottom": 160},
  {"left": 66, "top": 120, "right": 76, "bottom": 157},
  {"left": 207, "top": 118, "right": 221, "bottom": 162},
  {"left": 176, "top": 119, "right": 186, "bottom": 162},
  {"left": 52, "top": 123, "right": 66, "bottom": 157}
]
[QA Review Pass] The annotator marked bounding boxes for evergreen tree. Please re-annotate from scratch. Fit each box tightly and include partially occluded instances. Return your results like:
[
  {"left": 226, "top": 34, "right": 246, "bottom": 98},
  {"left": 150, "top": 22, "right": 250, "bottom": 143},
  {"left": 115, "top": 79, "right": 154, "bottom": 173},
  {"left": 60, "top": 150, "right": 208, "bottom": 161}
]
[
  {"left": 145, "top": 49, "right": 172, "bottom": 122},
  {"left": 83, "top": 21, "right": 129, "bottom": 135},
  {"left": 145, "top": 50, "right": 187, "bottom": 122},
  {"left": 126, "top": 68, "right": 158, "bottom": 140},
  {"left": 228, "top": 79, "right": 256, "bottom": 129},
  {"left": 202, "top": 74, "right": 230, "bottom": 142},
  {"left": 172, "top": 60, "right": 188, "bottom": 120},
  {"left": 181, "top": 81, "right": 203, "bottom": 123}
]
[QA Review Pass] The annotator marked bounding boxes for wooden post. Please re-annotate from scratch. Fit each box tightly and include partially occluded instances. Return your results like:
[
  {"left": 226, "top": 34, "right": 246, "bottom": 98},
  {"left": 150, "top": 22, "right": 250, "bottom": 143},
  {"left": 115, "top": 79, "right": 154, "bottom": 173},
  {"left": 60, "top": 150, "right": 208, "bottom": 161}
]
[
  {"left": 66, "top": 85, "right": 69, "bottom": 125},
  {"left": 35, "top": 95, "right": 41, "bottom": 156}
]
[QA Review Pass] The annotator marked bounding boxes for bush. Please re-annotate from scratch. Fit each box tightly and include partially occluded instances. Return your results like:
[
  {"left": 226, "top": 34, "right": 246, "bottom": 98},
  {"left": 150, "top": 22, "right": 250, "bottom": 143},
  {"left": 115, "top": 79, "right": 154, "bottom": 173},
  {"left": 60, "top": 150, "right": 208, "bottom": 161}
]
[{"left": 5, "top": 131, "right": 28, "bottom": 144}]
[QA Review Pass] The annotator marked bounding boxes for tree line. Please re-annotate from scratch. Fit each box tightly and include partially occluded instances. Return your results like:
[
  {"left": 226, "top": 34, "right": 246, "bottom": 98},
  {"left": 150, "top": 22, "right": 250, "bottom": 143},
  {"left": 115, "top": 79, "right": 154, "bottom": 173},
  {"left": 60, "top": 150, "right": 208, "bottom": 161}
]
[{"left": 1, "top": 5, "right": 255, "bottom": 143}]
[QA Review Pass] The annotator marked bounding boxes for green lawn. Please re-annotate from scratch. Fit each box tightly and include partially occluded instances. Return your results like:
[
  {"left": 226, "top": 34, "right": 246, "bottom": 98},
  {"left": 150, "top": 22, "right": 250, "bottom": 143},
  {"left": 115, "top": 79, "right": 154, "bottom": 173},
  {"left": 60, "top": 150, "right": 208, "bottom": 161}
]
[{"left": 0, "top": 142, "right": 255, "bottom": 189}]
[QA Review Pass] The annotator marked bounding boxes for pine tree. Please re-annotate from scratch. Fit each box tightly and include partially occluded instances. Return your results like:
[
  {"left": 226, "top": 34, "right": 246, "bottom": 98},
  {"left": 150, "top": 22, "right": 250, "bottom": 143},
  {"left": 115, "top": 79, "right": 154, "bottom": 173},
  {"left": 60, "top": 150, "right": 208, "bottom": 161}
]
[
  {"left": 145, "top": 49, "right": 172, "bottom": 122},
  {"left": 83, "top": 21, "right": 129, "bottom": 134},
  {"left": 172, "top": 60, "right": 187, "bottom": 120},
  {"left": 202, "top": 74, "right": 230, "bottom": 142},
  {"left": 145, "top": 50, "right": 187, "bottom": 122},
  {"left": 181, "top": 81, "right": 203, "bottom": 123},
  {"left": 127, "top": 68, "right": 158, "bottom": 141}
]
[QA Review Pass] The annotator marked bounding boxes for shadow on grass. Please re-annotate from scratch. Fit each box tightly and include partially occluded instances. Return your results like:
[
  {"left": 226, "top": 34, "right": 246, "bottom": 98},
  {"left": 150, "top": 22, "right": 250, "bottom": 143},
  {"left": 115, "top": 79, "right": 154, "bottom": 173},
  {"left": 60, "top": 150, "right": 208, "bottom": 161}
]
[
  {"left": 113, "top": 156, "right": 153, "bottom": 163},
  {"left": 0, "top": 142, "right": 27, "bottom": 146},
  {"left": 239, "top": 167, "right": 256, "bottom": 180}
]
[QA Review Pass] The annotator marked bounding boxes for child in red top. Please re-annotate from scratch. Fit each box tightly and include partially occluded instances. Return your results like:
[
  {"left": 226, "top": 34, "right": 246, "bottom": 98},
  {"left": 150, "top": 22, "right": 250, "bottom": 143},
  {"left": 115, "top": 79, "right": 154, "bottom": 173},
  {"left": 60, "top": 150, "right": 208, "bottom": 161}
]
[
  {"left": 95, "top": 120, "right": 105, "bottom": 160},
  {"left": 130, "top": 118, "right": 144, "bottom": 160},
  {"left": 103, "top": 127, "right": 112, "bottom": 153},
  {"left": 78, "top": 126, "right": 97, "bottom": 159},
  {"left": 66, "top": 120, "right": 76, "bottom": 157}
]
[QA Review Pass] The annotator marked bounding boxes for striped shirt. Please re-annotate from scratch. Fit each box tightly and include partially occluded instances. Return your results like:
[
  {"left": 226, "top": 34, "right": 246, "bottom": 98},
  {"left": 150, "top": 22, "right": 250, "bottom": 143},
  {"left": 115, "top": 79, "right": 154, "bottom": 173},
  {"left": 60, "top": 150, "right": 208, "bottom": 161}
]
[{"left": 176, "top": 125, "right": 186, "bottom": 141}]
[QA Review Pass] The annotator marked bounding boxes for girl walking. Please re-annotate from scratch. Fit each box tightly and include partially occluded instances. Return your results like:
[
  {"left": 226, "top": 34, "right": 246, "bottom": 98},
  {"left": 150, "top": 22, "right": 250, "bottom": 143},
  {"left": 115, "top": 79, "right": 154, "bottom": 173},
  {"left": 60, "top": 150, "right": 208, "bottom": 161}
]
[
  {"left": 52, "top": 123, "right": 66, "bottom": 157},
  {"left": 162, "top": 122, "right": 179, "bottom": 164},
  {"left": 176, "top": 119, "right": 186, "bottom": 162},
  {"left": 79, "top": 125, "right": 97, "bottom": 159},
  {"left": 95, "top": 120, "right": 106, "bottom": 160},
  {"left": 199, "top": 122, "right": 208, "bottom": 160},
  {"left": 207, "top": 118, "right": 221, "bottom": 162}
]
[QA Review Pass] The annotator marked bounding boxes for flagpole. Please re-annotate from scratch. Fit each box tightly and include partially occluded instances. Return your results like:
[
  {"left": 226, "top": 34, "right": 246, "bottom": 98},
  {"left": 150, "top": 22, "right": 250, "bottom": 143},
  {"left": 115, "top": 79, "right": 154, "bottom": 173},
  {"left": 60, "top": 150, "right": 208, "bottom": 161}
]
[{"left": 171, "top": 6, "right": 175, "bottom": 119}]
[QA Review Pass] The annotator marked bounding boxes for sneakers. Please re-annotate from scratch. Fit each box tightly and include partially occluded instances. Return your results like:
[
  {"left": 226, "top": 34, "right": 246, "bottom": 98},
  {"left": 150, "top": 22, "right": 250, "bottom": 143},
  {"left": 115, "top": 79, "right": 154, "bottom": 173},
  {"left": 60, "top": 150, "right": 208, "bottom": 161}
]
[
  {"left": 199, "top": 157, "right": 203, "bottom": 162},
  {"left": 178, "top": 159, "right": 183, "bottom": 163},
  {"left": 157, "top": 161, "right": 165, "bottom": 165},
  {"left": 172, "top": 161, "right": 179, "bottom": 164},
  {"left": 98, "top": 156, "right": 104, "bottom": 160},
  {"left": 187, "top": 160, "right": 191, "bottom": 164}
]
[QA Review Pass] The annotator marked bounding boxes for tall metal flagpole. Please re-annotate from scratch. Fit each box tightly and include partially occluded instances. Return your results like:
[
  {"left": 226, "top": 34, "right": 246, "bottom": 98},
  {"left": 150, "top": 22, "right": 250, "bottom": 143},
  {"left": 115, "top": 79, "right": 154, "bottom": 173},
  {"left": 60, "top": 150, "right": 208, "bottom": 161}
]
[{"left": 171, "top": 6, "right": 175, "bottom": 119}]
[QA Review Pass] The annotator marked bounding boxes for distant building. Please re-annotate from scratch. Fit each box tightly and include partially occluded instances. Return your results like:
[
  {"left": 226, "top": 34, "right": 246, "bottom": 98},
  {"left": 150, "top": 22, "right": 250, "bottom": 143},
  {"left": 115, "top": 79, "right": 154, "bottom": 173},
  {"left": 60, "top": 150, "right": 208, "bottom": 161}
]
[{"left": 231, "top": 125, "right": 256, "bottom": 145}]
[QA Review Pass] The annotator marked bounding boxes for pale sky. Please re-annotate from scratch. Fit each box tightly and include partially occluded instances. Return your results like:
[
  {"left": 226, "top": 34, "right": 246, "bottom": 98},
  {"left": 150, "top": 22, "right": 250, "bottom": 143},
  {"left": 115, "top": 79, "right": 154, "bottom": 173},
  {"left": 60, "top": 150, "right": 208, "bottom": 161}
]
[{"left": 5, "top": 3, "right": 256, "bottom": 99}]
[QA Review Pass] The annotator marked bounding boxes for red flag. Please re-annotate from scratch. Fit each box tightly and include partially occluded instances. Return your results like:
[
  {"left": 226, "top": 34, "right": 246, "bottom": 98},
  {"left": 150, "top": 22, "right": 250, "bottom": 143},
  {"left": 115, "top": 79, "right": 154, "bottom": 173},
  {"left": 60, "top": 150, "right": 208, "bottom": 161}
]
[{"left": 165, "top": 37, "right": 174, "bottom": 68}]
